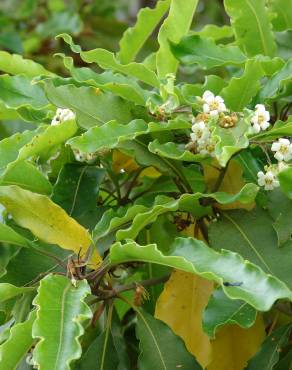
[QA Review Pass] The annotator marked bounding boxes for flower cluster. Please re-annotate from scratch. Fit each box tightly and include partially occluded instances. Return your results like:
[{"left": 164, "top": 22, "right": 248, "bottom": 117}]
[
  {"left": 51, "top": 108, "right": 75, "bottom": 126},
  {"left": 202, "top": 91, "right": 227, "bottom": 116},
  {"left": 189, "top": 119, "right": 217, "bottom": 157},
  {"left": 257, "top": 138, "right": 292, "bottom": 191},
  {"left": 73, "top": 149, "right": 98, "bottom": 164}
]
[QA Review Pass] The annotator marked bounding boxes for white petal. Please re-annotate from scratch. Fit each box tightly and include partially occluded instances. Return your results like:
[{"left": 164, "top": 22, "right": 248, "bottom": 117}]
[
  {"left": 218, "top": 102, "right": 227, "bottom": 112},
  {"left": 279, "top": 138, "right": 290, "bottom": 146},
  {"left": 260, "top": 121, "right": 270, "bottom": 130},
  {"left": 202, "top": 90, "right": 214, "bottom": 101},
  {"left": 264, "top": 111, "right": 270, "bottom": 122},
  {"left": 274, "top": 152, "right": 284, "bottom": 161},
  {"left": 209, "top": 110, "right": 218, "bottom": 117},
  {"left": 215, "top": 96, "right": 224, "bottom": 104},
  {"left": 251, "top": 115, "right": 259, "bottom": 125},
  {"left": 271, "top": 142, "right": 280, "bottom": 151},
  {"left": 273, "top": 179, "right": 280, "bottom": 188},
  {"left": 203, "top": 103, "right": 210, "bottom": 113},
  {"left": 255, "top": 104, "right": 265, "bottom": 112}
]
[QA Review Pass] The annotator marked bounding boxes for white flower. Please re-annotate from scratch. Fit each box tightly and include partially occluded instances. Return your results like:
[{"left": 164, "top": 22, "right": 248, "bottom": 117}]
[
  {"left": 278, "top": 161, "right": 288, "bottom": 173},
  {"left": 202, "top": 90, "right": 227, "bottom": 116},
  {"left": 198, "top": 137, "right": 217, "bottom": 157},
  {"left": 250, "top": 104, "right": 270, "bottom": 133},
  {"left": 190, "top": 121, "right": 211, "bottom": 145},
  {"left": 51, "top": 108, "right": 75, "bottom": 126},
  {"left": 73, "top": 149, "right": 97, "bottom": 164},
  {"left": 271, "top": 138, "right": 292, "bottom": 162},
  {"left": 257, "top": 170, "right": 279, "bottom": 191}
]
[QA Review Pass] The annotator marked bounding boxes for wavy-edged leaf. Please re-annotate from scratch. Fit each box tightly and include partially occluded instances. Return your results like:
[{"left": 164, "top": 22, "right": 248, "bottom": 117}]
[
  {"left": 32, "top": 275, "right": 92, "bottom": 370},
  {"left": 118, "top": 0, "right": 170, "bottom": 64},
  {"left": 156, "top": 0, "right": 199, "bottom": 78},
  {"left": 110, "top": 238, "right": 292, "bottom": 311},
  {"left": 170, "top": 35, "right": 246, "bottom": 69},
  {"left": 44, "top": 81, "right": 135, "bottom": 128},
  {"left": 209, "top": 208, "right": 292, "bottom": 287},
  {"left": 136, "top": 308, "right": 202, "bottom": 370},
  {"left": 155, "top": 271, "right": 213, "bottom": 368},
  {"left": 224, "top": 0, "right": 276, "bottom": 56},
  {"left": 259, "top": 59, "right": 292, "bottom": 101},
  {"left": 0, "top": 185, "right": 100, "bottom": 263},
  {"left": 57, "top": 33, "right": 159, "bottom": 87},
  {"left": 1, "top": 161, "right": 52, "bottom": 195},
  {"left": 246, "top": 324, "right": 292, "bottom": 370},
  {"left": 94, "top": 185, "right": 258, "bottom": 243},
  {"left": 57, "top": 55, "right": 148, "bottom": 105},
  {"left": 269, "top": 0, "right": 292, "bottom": 31},
  {"left": 0, "top": 51, "right": 53, "bottom": 77},
  {"left": 202, "top": 288, "right": 257, "bottom": 338},
  {"left": 221, "top": 59, "right": 264, "bottom": 111},
  {"left": 194, "top": 24, "right": 233, "bottom": 41},
  {"left": 0, "top": 283, "right": 34, "bottom": 303},
  {"left": 68, "top": 119, "right": 190, "bottom": 154},
  {"left": 0, "top": 310, "right": 36, "bottom": 370}
]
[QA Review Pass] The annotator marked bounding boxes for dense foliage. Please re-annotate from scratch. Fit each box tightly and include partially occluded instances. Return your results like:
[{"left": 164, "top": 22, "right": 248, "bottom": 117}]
[{"left": 0, "top": 0, "right": 292, "bottom": 369}]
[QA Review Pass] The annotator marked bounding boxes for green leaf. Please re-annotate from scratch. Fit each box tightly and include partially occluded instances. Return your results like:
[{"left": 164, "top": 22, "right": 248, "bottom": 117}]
[
  {"left": 51, "top": 164, "right": 105, "bottom": 228},
  {"left": 269, "top": 0, "right": 292, "bottom": 31},
  {"left": 0, "top": 223, "right": 31, "bottom": 248},
  {"left": 0, "top": 51, "right": 53, "bottom": 77},
  {"left": 118, "top": 0, "right": 170, "bottom": 64},
  {"left": 194, "top": 24, "right": 234, "bottom": 41},
  {"left": 109, "top": 238, "right": 292, "bottom": 311},
  {"left": 57, "top": 33, "right": 159, "bottom": 87},
  {"left": 170, "top": 35, "right": 246, "bottom": 69},
  {"left": 136, "top": 308, "right": 202, "bottom": 369},
  {"left": 44, "top": 81, "right": 135, "bottom": 128},
  {"left": 246, "top": 325, "right": 292, "bottom": 370},
  {"left": 0, "top": 185, "right": 94, "bottom": 257},
  {"left": 68, "top": 119, "right": 190, "bottom": 154},
  {"left": 278, "top": 167, "right": 292, "bottom": 199},
  {"left": 0, "top": 75, "right": 49, "bottom": 110},
  {"left": 224, "top": 0, "right": 276, "bottom": 56},
  {"left": 0, "top": 128, "right": 43, "bottom": 174},
  {"left": 79, "top": 331, "right": 119, "bottom": 370},
  {"left": 202, "top": 288, "right": 257, "bottom": 338},
  {"left": 1, "top": 161, "right": 52, "bottom": 195},
  {"left": 258, "top": 59, "right": 292, "bottom": 101},
  {"left": 156, "top": 0, "right": 199, "bottom": 77},
  {"left": 32, "top": 275, "right": 92, "bottom": 370},
  {"left": 0, "top": 283, "right": 34, "bottom": 303},
  {"left": 0, "top": 311, "right": 36, "bottom": 370},
  {"left": 94, "top": 185, "right": 257, "bottom": 245},
  {"left": 221, "top": 59, "right": 264, "bottom": 111},
  {"left": 267, "top": 189, "right": 292, "bottom": 246},
  {"left": 57, "top": 56, "right": 148, "bottom": 105},
  {"left": 209, "top": 208, "right": 292, "bottom": 287}
]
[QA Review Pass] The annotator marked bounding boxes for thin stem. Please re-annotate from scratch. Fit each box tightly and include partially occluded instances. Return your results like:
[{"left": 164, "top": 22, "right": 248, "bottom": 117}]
[{"left": 211, "top": 162, "right": 229, "bottom": 193}]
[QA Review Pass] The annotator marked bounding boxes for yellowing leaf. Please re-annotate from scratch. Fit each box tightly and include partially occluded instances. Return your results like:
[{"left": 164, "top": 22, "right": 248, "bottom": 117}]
[
  {"left": 112, "top": 150, "right": 139, "bottom": 173},
  {"left": 0, "top": 185, "right": 102, "bottom": 266},
  {"left": 155, "top": 270, "right": 213, "bottom": 368},
  {"left": 207, "top": 315, "right": 265, "bottom": 370},
  {"left": 204, "top": 160, "right": 254, "bottom": 210}
]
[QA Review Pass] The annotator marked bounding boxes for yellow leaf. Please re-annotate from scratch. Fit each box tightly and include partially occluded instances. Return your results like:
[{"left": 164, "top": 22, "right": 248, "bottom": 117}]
[
  {"left": 112, "top": 150, "right": 139, "bottom": 173},
  {"left": 155, "top": 270, "right": 213, "bottom": 368},
  {"left": 204, "top": 160, "right": 254, "bottom": 210},
  {"left": 0, "top": 185, "right": 102, "bottom": 265},
  {"left": 207, "top": 315, "right": 265, "bottom": 370}
]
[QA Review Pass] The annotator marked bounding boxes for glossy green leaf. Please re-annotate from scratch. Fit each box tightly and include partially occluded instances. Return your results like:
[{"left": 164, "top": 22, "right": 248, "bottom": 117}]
[
  {"left": 110, "top": 238, "right": 292, "bottom": 311},
  {"left": 68, "top": 119, "right": 190, "bottom": 154},
  {"left": 258, "top": 59, "right": 292, "bottom": 101},
  {"left": 0, "top": 185, "right": 93, "bottom": 257},
  {"left": 170, "top": 35, "right": 246, "bottom": 69},
  {"left": 194, "top": 24, "right": 233, "bottom": 41},
  {"left": 221, "top": 59, "right": 264, "bottom": 111},
  {"left": 246, "top": 325, "right": 292, "bottom": 370},
  {"left": 0, "top": 51, "right": 53, "bottom": 77},
  {"left": 57, "top": 33, "right": 159, "bottom": 87},
  {"left": 0, "top": 311, "right": 36, "bottom": 370},
  {"left": 0, "top": 283, "right": 34, "bottom": 303},
  {"left": 156, "top": 0, "right": 199, "bottom": 77},
  {"left": 44, "top": 81, "right": 135, "bottom": 128},
  {"left": 136, "top": 308, "right": 202, "bottom": 369},
  {"left": 269, "top": 0, "right": 292, "bottom": 31},
  {"left": 118, "top": 0, "right": 170, "bottom": 64},
  {"left": 32, "top": 275, "right": 92, "bottom": 370},
  {"left": 202, "top": 288, "right": 257, "bottom": 338},
  {"left": 51, "top": 164, "right": 105, "bottom": 228},
  {"left": 278, "top": 167, "right": 292, "bottom": 199},
  {"left": 224, "top": 0, "right": 276, "bottom": 56},
  {"left": 1, "top": 161, "right": 52, "bottom": 195},
  {"left": 209, "top": 208, "right": 292, "bottom": 287}
]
